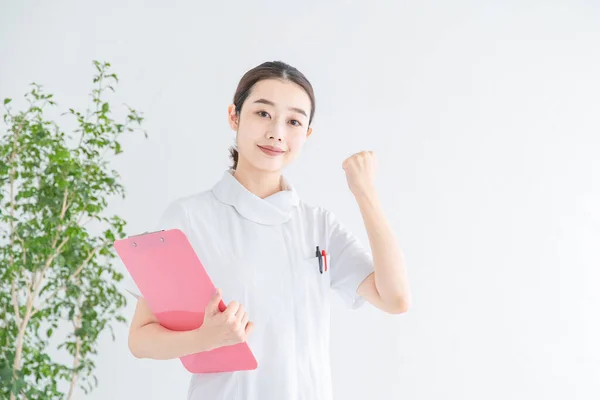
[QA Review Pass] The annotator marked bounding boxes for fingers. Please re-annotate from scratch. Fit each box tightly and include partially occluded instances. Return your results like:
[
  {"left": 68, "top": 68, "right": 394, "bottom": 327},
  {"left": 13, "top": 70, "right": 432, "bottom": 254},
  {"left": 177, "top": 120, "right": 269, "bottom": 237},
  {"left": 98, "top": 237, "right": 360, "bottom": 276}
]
[
  {"left": 219, "top": 298, "right": 253, "bottom": 339},
  {"left": 235, "top": 304, "right": 246, "bottom": 322},
  {"left": 228, "top": 301, "right": 251, "bottom": 333},
  {"left": 240, "top": 311, "right": 249, "bottom": 327},
  {"left": 343, "top": 150, "right": 376, "bottom": 169},
  {"left": 206, "top": 288, "right": 222, "bottom": 314},
  {"left": 245, "top": 321, "right": 255, "bottom": 335},
  {"left": 225, "top": 300, "right": 240, "bottom": 318}
]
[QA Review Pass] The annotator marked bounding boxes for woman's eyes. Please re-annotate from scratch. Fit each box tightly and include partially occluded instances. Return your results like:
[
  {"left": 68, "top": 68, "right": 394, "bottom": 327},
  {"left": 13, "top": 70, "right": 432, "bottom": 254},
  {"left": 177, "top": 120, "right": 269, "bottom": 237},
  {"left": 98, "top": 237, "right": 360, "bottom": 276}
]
[
  {"left": 257, "top": 111, "right": 270, "bottom": 118},
  {"left": 256, "top": 111, "right": 302, "bottom": 127}
]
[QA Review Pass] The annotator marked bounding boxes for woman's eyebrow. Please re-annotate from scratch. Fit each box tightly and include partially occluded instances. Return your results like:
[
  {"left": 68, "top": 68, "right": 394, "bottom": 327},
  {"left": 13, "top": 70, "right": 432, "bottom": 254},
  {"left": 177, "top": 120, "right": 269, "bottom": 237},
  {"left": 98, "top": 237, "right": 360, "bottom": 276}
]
[{"left": 253, "top": 98, "right": 307, "bottom": 118}]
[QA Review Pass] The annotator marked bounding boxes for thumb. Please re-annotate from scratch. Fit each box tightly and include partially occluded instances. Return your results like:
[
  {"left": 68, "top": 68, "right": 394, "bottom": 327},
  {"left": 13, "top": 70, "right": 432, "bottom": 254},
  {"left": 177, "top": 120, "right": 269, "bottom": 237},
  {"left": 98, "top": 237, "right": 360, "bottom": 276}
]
[{"left": 206, "top": 288, "right": 222, "bottom": 315}]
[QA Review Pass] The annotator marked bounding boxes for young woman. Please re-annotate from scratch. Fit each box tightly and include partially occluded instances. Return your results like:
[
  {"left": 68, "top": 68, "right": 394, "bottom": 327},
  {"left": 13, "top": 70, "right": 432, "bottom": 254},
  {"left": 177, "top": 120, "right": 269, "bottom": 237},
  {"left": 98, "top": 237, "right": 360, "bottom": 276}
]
[{"left": 126, "top": 61, "right": 411, "bottom": 400}]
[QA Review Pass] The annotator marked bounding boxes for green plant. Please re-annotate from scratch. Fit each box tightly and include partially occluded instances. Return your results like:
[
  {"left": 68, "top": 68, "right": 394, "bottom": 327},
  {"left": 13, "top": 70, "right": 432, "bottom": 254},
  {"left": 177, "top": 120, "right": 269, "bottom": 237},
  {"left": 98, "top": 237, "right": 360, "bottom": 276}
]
[{"left": 0, "top": 61, "right": 146, "bottom": 399}]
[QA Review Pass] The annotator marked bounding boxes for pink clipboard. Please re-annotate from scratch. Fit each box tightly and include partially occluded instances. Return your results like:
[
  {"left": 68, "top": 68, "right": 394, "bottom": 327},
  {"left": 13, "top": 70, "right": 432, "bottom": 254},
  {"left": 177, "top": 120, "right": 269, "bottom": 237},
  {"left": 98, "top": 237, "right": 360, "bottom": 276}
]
[{"left": 113, "top": 228, "right": 258, "bottom": 373}]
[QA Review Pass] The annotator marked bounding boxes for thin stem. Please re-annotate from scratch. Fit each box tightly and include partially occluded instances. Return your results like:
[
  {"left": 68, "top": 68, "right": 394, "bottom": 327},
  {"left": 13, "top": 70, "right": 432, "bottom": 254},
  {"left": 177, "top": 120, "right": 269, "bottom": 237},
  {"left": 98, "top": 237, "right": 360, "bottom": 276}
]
[
  {"left": 65, "top": 291, "right": 84, "bottom": 400},
  {"left": 9, "top": 108, "right": 31, "bottom": 400},
  {"left": 32, "top": 240, "right": 107, "bottom": 318}
]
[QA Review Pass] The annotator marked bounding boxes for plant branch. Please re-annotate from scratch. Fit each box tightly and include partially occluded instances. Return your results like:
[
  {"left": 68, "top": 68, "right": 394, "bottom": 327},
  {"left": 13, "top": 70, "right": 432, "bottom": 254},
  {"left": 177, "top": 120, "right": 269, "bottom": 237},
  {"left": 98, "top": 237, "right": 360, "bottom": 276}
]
[
  {"left": 8, "top": 106, "right": 29, "bottom": 400},
  {"left": 11, "top": 281, "right": 21, "bottom": 327},
  {"left": 12, "top": 234, "right": 70, "bottom": 389},
  {"left": 65, "top": 292, "right": 84, "bottom": 400},
  {"left": 31, "top": 239, "right": 108, "bottom": 317},
  {"left": 10, "top": 234, "right": 30, "bottom": 327}
]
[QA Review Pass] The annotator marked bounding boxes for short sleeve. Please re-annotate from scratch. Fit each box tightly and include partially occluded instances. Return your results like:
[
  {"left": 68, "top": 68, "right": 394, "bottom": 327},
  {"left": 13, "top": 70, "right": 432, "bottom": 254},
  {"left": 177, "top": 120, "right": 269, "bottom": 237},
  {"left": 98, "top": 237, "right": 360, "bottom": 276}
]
[
  {"left": 326, "top": 210, "right": 375, "bottom": 310},
  {"left": 123, "top": 199, "right": 191, "bottom": 300}
]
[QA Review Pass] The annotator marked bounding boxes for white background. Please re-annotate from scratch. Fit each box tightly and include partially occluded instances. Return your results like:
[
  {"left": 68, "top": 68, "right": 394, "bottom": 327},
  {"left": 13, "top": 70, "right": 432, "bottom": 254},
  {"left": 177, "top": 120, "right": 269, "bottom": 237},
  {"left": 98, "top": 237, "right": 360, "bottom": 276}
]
[{"left": 1, "top": 1, "right": 599, "bottom": 399}]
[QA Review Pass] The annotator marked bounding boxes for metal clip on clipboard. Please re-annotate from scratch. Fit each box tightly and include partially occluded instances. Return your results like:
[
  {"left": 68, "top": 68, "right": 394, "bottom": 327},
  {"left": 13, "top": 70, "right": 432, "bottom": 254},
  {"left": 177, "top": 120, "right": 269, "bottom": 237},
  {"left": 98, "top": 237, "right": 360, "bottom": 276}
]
[{"left": 129, "top": 230, "right": 165, "bottom": 246}]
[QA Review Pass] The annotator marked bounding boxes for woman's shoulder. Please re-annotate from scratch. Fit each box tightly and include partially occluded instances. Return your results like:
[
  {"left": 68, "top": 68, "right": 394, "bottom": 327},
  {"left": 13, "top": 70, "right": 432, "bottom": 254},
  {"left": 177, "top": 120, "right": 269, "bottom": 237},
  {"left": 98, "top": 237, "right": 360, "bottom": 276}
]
[
  {"left": 172, "top": 188, "right": 214, "bottom": 206},
  {"left": 164, "top": 188, "right": 223, "bottom": 216},
  {"left": 296, "top": 199, "right": 338, "bottom": 225}
]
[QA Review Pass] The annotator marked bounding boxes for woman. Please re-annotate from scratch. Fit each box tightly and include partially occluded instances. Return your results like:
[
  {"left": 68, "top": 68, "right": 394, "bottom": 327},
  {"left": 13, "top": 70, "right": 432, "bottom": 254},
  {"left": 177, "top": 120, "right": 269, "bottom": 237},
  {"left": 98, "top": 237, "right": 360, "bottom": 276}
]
[{"left": 127, "top": 60, "right": 411, "bottom": 400}]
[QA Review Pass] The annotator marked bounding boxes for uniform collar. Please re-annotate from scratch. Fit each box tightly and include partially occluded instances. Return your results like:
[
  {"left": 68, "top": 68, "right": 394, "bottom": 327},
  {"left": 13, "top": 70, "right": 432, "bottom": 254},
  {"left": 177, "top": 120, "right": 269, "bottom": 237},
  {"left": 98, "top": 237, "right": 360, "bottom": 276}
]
[{"left": 211, "top": 169, "right": 300, "bottom": 225}]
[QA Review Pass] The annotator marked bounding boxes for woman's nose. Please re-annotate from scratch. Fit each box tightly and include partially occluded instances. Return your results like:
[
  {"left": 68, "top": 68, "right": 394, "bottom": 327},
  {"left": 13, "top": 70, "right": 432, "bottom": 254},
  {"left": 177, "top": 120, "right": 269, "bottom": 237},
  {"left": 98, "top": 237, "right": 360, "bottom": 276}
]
[{"left": 266, "top": 121, "right": 285, "bottom": 141}]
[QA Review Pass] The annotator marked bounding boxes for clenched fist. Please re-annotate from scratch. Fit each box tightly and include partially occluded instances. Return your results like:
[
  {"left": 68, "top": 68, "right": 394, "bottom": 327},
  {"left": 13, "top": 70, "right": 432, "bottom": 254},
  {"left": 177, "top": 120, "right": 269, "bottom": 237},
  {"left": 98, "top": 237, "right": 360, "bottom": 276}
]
[{"left": 342, "top": 151, "right": 377, "bottom": 198}]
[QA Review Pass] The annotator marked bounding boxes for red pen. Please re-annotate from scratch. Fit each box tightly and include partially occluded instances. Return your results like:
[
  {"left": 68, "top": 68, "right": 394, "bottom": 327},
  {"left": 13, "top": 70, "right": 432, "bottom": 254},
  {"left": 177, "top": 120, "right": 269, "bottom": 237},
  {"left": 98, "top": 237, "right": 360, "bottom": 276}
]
[{"left": 321, "top": 249, "right": 328, "bottom": 272}]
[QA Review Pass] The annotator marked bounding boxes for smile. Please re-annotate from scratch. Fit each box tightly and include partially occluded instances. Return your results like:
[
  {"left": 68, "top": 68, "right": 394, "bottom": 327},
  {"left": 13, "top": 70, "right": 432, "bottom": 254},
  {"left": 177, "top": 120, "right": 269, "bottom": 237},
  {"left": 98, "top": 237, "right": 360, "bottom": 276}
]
[{"left": 257, "top": 145, "right": 285, "bottom": 156}]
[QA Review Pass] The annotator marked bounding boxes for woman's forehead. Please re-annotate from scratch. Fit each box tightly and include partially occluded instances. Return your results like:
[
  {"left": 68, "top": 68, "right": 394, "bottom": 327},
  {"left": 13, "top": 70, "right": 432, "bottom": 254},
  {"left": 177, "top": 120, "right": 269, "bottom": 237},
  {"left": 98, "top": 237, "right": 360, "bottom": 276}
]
[{"left": 247, "top": 79, "right": 311, "bottom": 113}]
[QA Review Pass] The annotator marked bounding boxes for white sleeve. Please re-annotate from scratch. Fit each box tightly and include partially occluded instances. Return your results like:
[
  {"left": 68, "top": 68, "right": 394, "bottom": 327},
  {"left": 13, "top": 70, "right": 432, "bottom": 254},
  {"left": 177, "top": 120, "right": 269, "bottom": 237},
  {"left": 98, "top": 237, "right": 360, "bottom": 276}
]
[
  {"left": 326, "top": 210, "right": 375, "bottom": 310},
  {"left": 123, "top": 199, "right": 191, "bottom": 300}
]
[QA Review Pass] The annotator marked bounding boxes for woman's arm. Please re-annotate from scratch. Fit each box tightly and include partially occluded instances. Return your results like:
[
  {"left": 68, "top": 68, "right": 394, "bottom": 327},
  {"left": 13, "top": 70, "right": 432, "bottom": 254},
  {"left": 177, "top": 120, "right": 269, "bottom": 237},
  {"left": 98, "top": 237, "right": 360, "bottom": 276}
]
[
  {"left": 342, "top": 151, "right": 412, "bottom": 314},
  {"left": 128, "top": 289, "right": 254, "bottom": 359},
  {"left": 355, "top": 191, "right": 411, "bottom": 313},
  {"left": 128, "top": 298, "right": 213, "bottom": 360}
]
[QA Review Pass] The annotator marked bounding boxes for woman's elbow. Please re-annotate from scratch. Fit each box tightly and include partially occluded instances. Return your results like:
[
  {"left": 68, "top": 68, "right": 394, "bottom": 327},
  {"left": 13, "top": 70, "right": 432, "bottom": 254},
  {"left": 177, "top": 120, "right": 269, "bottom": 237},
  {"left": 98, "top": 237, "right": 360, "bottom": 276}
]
[
  {"left": 388, "top": 297, "right": 411, "bottom": 314},
  {"left": 128, "top": 329, "right": 145, "bottom": 359}
]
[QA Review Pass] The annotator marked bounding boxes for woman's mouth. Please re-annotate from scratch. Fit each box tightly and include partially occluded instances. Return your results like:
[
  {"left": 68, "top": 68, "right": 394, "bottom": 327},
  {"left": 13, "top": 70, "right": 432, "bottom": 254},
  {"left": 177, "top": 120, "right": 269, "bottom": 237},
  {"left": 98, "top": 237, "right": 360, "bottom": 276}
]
[{"left": 257, "top": 145, "right": 285, "bottom": 157}]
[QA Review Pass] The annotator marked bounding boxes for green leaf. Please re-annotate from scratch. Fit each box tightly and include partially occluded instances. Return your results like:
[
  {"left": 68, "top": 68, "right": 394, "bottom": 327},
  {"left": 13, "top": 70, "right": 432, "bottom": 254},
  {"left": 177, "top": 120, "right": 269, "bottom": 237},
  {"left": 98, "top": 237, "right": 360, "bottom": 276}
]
[{"left": 4, "top": 98, "right": 11, "bottom": 105}]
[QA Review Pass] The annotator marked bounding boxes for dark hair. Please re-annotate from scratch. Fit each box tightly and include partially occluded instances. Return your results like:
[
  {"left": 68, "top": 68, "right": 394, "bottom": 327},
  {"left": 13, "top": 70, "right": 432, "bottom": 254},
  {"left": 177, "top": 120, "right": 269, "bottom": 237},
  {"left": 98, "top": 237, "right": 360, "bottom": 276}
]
[{"left": 228, "top": 61, "right": 316, "bottom": 170}]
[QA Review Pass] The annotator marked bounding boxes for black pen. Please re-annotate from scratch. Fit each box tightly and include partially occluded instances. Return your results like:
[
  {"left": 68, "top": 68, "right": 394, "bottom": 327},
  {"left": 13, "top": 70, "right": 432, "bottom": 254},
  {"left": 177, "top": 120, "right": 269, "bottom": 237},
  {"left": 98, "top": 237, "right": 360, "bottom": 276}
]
[{"left": 316, "top": 246, "right": 323, "bottom": 274}]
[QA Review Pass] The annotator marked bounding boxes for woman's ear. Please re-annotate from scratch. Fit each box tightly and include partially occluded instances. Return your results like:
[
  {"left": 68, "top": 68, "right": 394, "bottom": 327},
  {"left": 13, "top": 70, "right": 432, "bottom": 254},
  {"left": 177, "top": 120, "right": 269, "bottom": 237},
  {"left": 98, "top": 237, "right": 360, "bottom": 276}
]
[
  {"left": 227, "top": 104, "right": 238, "bottom": 130},
  {"left": 306, "top": 126, "right": 313, "bottom": 138}
]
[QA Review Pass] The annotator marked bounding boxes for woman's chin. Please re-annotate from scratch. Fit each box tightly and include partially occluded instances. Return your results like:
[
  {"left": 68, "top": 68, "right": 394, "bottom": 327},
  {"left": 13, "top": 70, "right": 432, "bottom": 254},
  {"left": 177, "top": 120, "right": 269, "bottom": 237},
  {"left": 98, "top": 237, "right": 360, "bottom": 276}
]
[{"left": 252, "top": 159, "right": 285, "bottom": 173}]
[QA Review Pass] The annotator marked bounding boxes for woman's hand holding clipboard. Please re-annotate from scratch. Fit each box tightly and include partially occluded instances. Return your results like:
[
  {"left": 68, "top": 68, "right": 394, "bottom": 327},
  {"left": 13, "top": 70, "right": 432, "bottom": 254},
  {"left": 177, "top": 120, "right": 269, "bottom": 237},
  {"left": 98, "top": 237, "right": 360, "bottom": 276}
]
[{"left": 197, "top": 288, "right": 255, "bottom": 351}]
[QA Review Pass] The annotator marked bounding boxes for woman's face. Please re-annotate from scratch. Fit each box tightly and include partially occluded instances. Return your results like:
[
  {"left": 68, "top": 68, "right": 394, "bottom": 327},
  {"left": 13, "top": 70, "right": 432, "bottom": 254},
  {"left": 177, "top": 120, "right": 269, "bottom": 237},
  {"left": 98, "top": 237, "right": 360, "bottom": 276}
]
[{"left": 228, "top": 78, "right": 313, "bottom": 173}]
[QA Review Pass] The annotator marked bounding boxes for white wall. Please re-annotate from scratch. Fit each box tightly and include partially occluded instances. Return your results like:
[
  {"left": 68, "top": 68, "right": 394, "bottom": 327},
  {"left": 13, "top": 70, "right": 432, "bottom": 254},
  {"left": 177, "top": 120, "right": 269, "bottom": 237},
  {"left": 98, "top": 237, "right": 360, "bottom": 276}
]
[{"left": 1, "top": 1, "right": 599, "bottom": 399}]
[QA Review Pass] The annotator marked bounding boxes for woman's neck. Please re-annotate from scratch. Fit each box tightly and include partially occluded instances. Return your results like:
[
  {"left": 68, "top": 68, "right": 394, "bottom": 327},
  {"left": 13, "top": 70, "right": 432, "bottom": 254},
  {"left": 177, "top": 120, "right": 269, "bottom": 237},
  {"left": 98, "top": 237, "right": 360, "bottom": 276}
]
[{"left": 232, "top": 162, "right": 282, "bottom": 199}]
